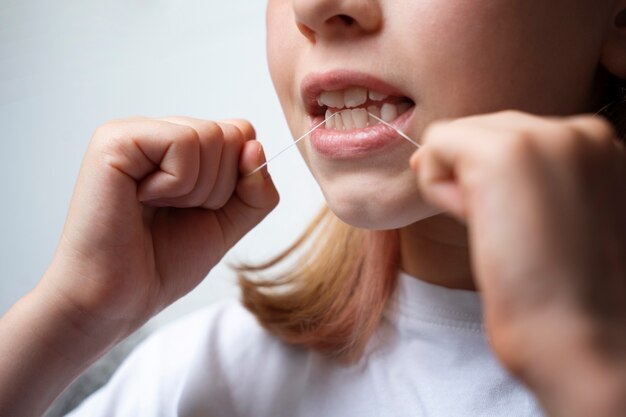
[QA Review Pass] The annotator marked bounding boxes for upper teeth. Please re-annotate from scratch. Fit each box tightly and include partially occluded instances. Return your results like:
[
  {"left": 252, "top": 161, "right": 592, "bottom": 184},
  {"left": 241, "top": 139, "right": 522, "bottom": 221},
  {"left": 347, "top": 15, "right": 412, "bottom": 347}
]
[{"left": 318, "top": 87, "right": 390, "bottom": 109}]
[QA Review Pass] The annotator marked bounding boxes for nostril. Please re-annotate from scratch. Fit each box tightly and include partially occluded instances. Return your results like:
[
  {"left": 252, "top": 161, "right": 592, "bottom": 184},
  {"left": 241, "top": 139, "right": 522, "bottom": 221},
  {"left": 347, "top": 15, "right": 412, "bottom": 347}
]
[
  {"left": 297, "top": 22, "right": 316, "bottom": 42},
  {"left": 293, "top": 1, "right": 383, "bottom": 39},
  {"left": 338, "top": 14, "right": 355, "bottom": 26}
]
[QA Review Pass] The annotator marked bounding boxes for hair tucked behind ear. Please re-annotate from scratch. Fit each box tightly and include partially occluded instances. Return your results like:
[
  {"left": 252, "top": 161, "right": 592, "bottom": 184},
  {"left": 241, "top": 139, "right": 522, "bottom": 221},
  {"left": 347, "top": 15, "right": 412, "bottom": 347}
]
[{"left": 235, "top": 206, "right": 400, "bottom": 364}]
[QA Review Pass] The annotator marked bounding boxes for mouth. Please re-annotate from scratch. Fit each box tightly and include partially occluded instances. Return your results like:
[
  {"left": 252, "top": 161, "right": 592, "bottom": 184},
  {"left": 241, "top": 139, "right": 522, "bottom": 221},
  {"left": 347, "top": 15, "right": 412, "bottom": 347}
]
[{"left": 300, "top": 71, "right": 416, "bottom": 159}]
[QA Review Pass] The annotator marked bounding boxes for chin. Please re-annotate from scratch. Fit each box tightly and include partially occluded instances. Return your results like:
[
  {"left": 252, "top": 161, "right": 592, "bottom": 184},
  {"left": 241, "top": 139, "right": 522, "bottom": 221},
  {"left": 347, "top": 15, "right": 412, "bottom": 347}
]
[{"left": 319, "top": 174, "right": 441, "bottom": 230}]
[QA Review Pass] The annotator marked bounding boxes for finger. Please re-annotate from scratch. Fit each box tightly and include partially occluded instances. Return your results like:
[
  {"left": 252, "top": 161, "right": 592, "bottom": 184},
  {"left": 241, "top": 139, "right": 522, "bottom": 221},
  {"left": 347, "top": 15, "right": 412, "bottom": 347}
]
[
  {"left": 237, "top": 140, "right": 278, "bottom": 207},
  {"left": 202, "top": 123, "right": 245, "bottom": 209},
  {"left": 99, "top": 119, "right": 202, "bottom": 203},
  {"left": 564, "top": 114, "right": 621, "bottom": 157},
  {"left": 217, "top": 140, "right": 280, "bottom": 248},
  {"left": 411, "top": 121, "right": 493, "bottom": 220},
  {"left": 218, "top": 119, "right": 256, "bottom": 141},
  {"left": 565, "top": 114, "right": 618, "bottom": 139},
  {"left": 157, "top": 116, "right": 225, "bottom": 208}
]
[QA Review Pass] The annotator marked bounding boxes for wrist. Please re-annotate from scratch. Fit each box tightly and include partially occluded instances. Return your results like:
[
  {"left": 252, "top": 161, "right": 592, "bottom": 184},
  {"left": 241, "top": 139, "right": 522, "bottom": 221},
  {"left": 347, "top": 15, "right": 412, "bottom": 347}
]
[
  {"left": 33, "top": 270, "right": 138, "bottom": 358},
  {"left": 0, "top": 284, "right": 126, "bottom": 416}
]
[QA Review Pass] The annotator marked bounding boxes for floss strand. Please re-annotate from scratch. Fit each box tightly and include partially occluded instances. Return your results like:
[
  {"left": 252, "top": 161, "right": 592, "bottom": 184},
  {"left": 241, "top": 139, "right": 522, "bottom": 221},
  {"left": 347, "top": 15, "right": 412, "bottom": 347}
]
[{"left": 246, "top": 112, "right": 420, "bottom": 176}]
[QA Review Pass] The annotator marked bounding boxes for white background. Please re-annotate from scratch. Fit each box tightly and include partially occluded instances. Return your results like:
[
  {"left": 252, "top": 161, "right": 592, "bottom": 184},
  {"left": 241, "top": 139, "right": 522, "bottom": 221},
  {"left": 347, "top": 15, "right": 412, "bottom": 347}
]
[{"left": 0, "top": 1, "right": 324, "bottom": 329}]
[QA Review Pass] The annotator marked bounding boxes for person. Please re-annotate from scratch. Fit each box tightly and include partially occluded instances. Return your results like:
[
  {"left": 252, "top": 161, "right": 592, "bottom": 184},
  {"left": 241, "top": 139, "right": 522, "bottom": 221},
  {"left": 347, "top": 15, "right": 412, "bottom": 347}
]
[{"left": 1, "top": 1, "right": 625, "bottom": 416}]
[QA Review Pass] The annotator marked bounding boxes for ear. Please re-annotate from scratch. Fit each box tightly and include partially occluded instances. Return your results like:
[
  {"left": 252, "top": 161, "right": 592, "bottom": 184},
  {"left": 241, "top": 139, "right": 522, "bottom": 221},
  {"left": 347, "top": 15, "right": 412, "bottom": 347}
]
[{"left": 600, "top": 3, "right": 626, "bottom": 79}]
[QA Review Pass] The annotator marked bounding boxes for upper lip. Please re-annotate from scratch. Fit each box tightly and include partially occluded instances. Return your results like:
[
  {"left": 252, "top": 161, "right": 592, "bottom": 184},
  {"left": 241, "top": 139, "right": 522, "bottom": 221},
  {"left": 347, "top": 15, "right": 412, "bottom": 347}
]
[{"left": 300, "top": 70, "right": 413, "bottom": 116}]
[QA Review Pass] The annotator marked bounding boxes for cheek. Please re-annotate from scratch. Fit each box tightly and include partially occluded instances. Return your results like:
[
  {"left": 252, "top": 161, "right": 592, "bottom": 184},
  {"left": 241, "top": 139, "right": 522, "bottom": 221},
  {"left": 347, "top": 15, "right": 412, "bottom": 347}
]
[
  {"left": 266, "top": 1, "right": 300, "bottom": 118},
  {"left": 391, "top": 0, "right": 603, "bottom": 117}
]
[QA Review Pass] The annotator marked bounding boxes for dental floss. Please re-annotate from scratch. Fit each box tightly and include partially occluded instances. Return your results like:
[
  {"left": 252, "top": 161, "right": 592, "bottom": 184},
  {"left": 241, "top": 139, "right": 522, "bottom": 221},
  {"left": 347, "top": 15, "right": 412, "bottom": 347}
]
[
  {"left": 245, "top": 112, "right": 420, "bottom": 176},
  {"left": 366, "top": 113, "right": 421, "bottom": 148},
  {"left": 245, "top": 113, "right": 338, "bottom": 177}
]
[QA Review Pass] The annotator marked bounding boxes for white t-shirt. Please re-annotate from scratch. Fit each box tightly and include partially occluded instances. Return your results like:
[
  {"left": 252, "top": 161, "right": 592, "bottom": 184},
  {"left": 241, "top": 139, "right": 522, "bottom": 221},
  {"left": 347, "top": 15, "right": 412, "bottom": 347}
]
[{"left": 66, "top": 272, "right": 546, "bottom": 416}]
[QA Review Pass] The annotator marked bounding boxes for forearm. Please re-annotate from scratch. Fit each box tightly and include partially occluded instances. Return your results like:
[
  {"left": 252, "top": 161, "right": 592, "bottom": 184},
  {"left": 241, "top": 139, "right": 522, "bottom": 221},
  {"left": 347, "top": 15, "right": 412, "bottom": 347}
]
[{"left": 0, "top": 281, "right": 125, "bottom": 417}]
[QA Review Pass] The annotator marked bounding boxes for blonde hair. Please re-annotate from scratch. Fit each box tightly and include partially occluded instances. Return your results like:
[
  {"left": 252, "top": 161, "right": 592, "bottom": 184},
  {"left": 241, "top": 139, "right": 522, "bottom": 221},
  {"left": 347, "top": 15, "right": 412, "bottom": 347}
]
[
  {"left": 237, "top": 206, "right": 400, "bottom": 363},
  {"left": 236, "top": 71, "right": 626, "bottom": 364}
]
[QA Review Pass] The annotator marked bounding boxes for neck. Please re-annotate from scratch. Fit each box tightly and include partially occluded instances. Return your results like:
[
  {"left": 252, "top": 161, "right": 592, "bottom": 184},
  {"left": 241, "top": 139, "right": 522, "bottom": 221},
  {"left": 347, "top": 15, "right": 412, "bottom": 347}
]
[{"left": 399, "top": 214, "right": 475, "bottom": 291}]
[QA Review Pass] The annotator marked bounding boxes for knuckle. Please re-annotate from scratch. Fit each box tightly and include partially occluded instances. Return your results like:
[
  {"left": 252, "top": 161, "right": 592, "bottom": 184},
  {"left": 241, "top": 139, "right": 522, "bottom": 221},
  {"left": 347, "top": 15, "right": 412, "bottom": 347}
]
[
  {"left": 180, "top": 175, "right": 196, "bottom": 194},
  {"left": 492, "top": 109, "right": 535, "bottom": 125},
  {"left": 195, "top": 120, "right": 224, "bottom": 141},
  {"left": 202, "top": 198, "right": 227, "bottom": 211},
  {"left": 563, "top": 124, "right": 589, "bottom": 151},
  {"left": 558, "top": 120, "right": 615, "bottom": 167},
  {"left": 570, "top": 116, "right": 617, "bottom": 147},
  {"left": 178, "top": 124, "right": 201, "bottom": 144},
  {"left": 203, "top": 183, "right": 238, "bottom": 210},
  {"left": 580, "top": 114, "right": 617, "bottom": 136},
  {"left": 221, "top": 118, "right": 256, "bottom": 140},
  {"left": 173, "top": 174, "right": 197, "bottom": 196},
  {"left": 500, "top": 129, "right": 535, "bottom": 159},
  {"left": 497, "top": 109, "right": 524, "bottom": 119},
  {"left": 93, "top": 122, "right": 112, "bottom": 139},
  {"left": 223, "top": 126, "right": 245, "bottom": 148},
  {"left": 94, "top": 116, "right": 147, "bottom": 137},
  {"left": 213, "top": 195, "right": 231, "bottom": 209},
  {"left": 93, "top": 121, "right": 122, "bottom": 143},
  {"left": 239, "top": 120, "right": 256, "bottom": 139},
  {"left": 92, "top": 122, "right": 130, "bottom": 154},
  {"left": 183, "top": 193, "right": 208, "bottom": 208}
]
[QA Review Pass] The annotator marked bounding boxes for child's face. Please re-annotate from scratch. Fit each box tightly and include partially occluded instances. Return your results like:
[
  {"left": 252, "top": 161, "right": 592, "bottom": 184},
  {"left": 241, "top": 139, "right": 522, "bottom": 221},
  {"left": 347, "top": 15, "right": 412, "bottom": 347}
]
[{"left": 266, "top": 0, "right": 611, "bottom": 229}]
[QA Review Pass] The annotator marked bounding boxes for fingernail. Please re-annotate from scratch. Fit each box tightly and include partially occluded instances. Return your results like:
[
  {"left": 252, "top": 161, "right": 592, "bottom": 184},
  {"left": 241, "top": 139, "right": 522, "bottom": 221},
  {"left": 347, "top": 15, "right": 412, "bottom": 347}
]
[{"left": 257, "top": 143, "right": 270, "bottom": 179}]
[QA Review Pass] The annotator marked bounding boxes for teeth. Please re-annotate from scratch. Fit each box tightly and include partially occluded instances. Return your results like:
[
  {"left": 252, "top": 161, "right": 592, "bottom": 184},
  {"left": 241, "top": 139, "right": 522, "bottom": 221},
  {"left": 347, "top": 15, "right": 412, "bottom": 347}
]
[
  {"left": 319, "top": 91, "right": 345, "bottom": 109},
  {"left": 325, "top": 109, "right": 335, "bottom": 129},
  {"left": 325, "top": 103, "right": 411, "bottom": 131},
  {"left": 318, "top": 88, "right": 394, "bottom": 109},
  {"left": 344, "top": 87, "right": 368, "bottom": 108},
  {"left": 367, "top": 105, "right": 381, "bottom": 126},
  {"left": 334, "top": 113, "right": 344, "bottom": 130},
  {"left": 381, "top": 103, "right": 398, "bottom": 122},
  {"left": 341, "top": 110, "right": 355, "bottom": 130},
  {"left": 369, "top": 90, "right": 389, "bottom": 101},
  {"left": 352, "top": 108, "right": 368, "bottom": 129}
]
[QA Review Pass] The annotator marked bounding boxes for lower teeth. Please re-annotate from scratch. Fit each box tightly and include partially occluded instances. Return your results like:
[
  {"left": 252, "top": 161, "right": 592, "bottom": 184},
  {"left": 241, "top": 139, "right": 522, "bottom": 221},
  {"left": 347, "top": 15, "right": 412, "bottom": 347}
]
[{"left": 325, "top": 102, "right": 411, "bottom": 130}]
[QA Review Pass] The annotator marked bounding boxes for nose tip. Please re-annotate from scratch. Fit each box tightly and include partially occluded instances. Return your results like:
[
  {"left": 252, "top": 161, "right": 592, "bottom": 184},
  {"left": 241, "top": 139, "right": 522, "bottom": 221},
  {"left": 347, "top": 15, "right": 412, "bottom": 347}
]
[{"left": 293, "top": 0, "right": 382, "bottom": 42}]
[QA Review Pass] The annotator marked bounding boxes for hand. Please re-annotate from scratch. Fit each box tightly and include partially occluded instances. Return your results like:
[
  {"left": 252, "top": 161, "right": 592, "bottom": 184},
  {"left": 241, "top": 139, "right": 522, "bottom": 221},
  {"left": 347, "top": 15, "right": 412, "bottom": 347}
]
[
  {"left": 411, "top": 110, "right": 626, "bottom": 417},
  {"left": 40, "top": 116, "right": 279, "bottom": 338}
]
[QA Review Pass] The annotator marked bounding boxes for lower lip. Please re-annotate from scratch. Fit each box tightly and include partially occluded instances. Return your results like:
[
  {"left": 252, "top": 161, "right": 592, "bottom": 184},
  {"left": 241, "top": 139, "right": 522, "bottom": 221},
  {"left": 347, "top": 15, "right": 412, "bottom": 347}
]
[{"left": 309, "top": 106, "right": 416, "bottom": 159}]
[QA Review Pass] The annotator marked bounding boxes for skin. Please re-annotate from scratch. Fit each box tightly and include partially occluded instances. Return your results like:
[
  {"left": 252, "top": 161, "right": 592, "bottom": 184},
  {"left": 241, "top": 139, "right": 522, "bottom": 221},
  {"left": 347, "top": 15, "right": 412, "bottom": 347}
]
[
  {"left": 0, "top": 1, "right": 624, "bottom": 416},
  {"left": 267, "top": 0, "right": 621, "bottom": 286},
  {"left": 0, "top": 118, "right": 280, "bottom": 416},
  {"left": 268, "top": 0, "right": 626, "bottom": 415}
]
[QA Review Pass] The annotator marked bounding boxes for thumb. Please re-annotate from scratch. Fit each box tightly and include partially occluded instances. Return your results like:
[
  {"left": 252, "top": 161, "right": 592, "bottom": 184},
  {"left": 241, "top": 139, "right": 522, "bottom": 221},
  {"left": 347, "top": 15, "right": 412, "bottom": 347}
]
[{"left": 218, "top": 140, "right": 280, "bottom": 247}]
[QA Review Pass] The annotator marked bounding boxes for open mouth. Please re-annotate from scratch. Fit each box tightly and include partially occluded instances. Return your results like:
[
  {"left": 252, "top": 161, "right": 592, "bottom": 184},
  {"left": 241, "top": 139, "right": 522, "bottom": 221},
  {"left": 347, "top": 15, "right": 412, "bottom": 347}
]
[
  {"left": 301, "top": 71, "right": 416, "bottom": 131},
  {"left": 317, "top": 87, "right": 415, "bottom": 130},
  {"left": 300, "top": 71, "right": 416, "bottom": 158}
]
